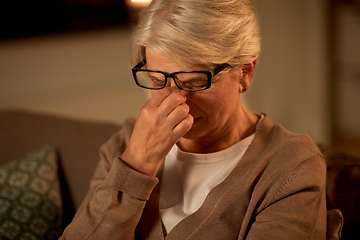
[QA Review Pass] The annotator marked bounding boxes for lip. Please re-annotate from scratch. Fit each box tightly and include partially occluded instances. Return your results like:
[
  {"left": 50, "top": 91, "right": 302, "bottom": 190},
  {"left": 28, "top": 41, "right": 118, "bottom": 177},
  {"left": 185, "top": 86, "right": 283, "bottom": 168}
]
[{"left": 193, "top": 117, "right": 201, "bottom": 124}]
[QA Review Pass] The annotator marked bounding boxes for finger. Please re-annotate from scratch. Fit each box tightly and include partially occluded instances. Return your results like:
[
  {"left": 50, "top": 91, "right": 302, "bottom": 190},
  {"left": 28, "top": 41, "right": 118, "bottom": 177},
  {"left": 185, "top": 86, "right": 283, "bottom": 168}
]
[
  {"left": 158, "top": 91, "right": 187, "bottom": 117},
  {"left": 147, "top": 87, "right": 180, "bottom": 108},
  {"left": 173, "top": 114, "right": 194, "bottom": 139},
  {"left": 138, "top": 88, "right": 186, "bottom": 130},
  {"left": 137, "top": 88, "right": 174, "bottom": 123},
  {"left": 166, "top": 102, "right": 190, "bottom": 127}
]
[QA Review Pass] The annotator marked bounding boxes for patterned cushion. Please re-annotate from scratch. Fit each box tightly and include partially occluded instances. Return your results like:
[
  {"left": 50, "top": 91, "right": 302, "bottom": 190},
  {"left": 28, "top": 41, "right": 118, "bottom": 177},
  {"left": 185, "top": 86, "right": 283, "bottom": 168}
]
[{"left": 0, "top": 145, "right": 63, "bottom": 240}]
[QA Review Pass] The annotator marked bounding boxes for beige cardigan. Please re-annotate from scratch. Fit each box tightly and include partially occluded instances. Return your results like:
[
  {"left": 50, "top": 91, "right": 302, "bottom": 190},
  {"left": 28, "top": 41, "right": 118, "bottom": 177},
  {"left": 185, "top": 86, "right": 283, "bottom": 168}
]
[{"left": 61, "top": 116, "right": 327, "bottom": 240}]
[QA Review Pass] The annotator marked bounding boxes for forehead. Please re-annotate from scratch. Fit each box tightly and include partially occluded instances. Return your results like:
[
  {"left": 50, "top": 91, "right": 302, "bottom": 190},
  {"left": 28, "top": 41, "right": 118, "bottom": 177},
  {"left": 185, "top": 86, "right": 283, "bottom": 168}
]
[{"left": 145, "top": 48, "right": 209, "bottom": 72}]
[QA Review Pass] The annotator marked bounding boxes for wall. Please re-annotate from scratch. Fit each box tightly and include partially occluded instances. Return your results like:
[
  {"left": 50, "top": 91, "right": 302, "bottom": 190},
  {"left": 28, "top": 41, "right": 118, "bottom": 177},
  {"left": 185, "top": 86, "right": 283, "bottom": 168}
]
[
  {"left": 335, "top": 5, "right": 360, "bottom": 138},
  {"left": 0, "top": 0, "right": 330, "bottom": 143},
  {"left": 246, "top": 0, "right": 330, "bottom": 143},
  {"left": 0, "top": 28, "right": 149, "bottom": 125}
]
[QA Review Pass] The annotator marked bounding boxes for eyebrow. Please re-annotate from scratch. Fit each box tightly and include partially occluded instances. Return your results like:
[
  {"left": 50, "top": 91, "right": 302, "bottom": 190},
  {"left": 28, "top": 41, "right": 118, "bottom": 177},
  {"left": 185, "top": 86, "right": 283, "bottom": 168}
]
[
  {"left": 175, "top": 73, "right": 207, "bottom": 82},
  {"left": 147, "top": 72, "right": 164, "bottom": 79}
]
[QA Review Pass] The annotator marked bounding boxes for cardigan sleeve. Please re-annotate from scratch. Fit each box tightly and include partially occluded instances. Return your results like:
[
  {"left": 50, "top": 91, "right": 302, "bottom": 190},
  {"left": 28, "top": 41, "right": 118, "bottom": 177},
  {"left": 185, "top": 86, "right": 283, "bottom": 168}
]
[
  {"left": 59, "top": 123, "right": 159, "bottom": 240},
  {"left": 246, "top": 154, "right": 327, "bottom": 240}
]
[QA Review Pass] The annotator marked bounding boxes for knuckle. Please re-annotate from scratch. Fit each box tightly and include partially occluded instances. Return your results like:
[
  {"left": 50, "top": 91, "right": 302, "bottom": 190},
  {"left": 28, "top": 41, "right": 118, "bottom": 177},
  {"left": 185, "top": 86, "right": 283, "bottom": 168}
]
[
  {"left": 164, "top": 135, "right": 175, "bottom": 146},
  {"left": 139, "top": 104, "right": 151, "bottom": 117},
  {"left": 161, "top": 87, "right": 172, "bottom": 96},
  {"left": 184, "top": 115, "right": 194, "bottom": 127},
  {"left": 172, "top": 103, "right": 189, "bottom": 119},
  {"left": 179, "top": 104, "right": 190, "bottom": 115},
  {"left": 139, "top": 106, "right": 160, "bottom": 125},
  {"left": 169, "top": 92, "right": 186, "bottom": 104}
]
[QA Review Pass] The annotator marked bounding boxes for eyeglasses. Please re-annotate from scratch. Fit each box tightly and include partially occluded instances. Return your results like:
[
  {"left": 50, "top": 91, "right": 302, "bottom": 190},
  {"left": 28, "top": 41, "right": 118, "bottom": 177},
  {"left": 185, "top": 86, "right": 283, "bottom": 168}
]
[{"left": 132, "top": 60, "right": 229, "bottom": 91}]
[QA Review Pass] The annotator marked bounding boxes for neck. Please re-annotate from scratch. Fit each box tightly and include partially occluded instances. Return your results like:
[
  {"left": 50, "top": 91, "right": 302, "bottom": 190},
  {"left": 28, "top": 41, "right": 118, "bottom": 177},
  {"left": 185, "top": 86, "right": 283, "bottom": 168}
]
[{"left": 178, "top": 107, "right": 259, "bottom": 154}]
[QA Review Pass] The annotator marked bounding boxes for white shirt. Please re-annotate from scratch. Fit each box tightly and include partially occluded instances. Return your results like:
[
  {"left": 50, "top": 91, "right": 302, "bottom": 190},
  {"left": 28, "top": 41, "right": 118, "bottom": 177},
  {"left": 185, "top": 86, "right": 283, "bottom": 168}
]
[{"left": 160, "top": 114, "right": 264, "bottom": 232}]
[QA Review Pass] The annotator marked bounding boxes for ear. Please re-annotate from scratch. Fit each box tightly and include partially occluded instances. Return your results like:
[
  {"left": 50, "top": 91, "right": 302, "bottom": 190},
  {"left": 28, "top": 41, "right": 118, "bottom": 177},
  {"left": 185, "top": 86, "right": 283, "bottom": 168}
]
[{"left": 239, "top": 59, "right": 257, "bottom": 93}]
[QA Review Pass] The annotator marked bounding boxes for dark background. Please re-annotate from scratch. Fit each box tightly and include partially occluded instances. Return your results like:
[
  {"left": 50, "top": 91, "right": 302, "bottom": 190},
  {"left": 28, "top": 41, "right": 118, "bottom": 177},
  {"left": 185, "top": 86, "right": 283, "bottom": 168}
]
[{"left": 0, "top": 0, "right": 129, "bottom": 40}]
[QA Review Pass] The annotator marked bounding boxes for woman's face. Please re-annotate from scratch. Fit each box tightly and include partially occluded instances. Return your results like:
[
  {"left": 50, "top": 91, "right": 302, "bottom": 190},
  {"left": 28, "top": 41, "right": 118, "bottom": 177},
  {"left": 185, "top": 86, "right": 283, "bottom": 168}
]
[{"left": 145, "top": 48, "right": 245, "bottom": 145}]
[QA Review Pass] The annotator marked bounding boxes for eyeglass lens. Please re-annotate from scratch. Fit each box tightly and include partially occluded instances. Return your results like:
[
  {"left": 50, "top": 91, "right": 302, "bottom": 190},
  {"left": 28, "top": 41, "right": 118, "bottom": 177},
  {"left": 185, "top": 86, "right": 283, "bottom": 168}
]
[{"left": 135, "top": 71, "right": 209, "bottom": 91}]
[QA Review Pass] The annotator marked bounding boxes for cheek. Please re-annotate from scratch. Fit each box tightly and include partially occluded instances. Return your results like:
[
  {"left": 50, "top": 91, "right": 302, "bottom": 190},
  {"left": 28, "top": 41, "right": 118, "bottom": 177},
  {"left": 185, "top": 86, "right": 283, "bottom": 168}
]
[
  {"left": 189, "top": 89, "right": 236, "bottom": 119},
  {"left": 210, "top": 88, "right": 240, "bottom": 116},
  {"left": 186, "top": 76, "right": 241, "bottom": 116}
]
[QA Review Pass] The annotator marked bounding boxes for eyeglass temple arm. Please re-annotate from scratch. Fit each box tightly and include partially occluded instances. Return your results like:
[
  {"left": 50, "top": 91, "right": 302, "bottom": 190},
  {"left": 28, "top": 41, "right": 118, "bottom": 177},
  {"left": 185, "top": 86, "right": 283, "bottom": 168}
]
[
  {"left": 213, "top": 63, "right": 230, "bottom": 75},
  {"left": 134, "top": 59, "right": 147, "bottom": 69}
]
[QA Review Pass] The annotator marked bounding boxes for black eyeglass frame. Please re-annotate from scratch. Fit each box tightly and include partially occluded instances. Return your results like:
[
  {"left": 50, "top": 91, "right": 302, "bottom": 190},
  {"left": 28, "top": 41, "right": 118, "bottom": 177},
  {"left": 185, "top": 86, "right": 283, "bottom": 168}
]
[{"left": 132, "top": 60, "right": 230, "bottom": 91}]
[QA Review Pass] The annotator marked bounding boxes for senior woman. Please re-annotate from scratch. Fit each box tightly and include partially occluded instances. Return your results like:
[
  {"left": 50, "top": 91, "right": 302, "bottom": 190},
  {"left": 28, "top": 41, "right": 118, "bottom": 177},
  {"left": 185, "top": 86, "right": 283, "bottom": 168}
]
[{"left": 61, "top": 0, "right": 326, "bottom": 239}]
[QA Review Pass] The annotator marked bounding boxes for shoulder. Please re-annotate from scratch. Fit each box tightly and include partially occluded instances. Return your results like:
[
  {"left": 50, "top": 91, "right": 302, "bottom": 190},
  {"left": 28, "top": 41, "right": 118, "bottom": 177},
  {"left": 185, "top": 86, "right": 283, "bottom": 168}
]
[
  {"left": 242, "top": 115, "right": 326, "bottom": 201},
  {"left": 244, "top": 115, "right": 326, "bottom": 187},
  {"left": 253, "top": 115, "right": 323, "bottom": 164}
]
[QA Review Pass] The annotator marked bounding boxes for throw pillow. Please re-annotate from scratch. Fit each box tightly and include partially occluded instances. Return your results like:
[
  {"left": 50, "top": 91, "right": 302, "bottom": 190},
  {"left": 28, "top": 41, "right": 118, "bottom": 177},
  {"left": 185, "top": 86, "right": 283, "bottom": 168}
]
[{"left": 0, "top": 145, "right": 63, "bottom": 240}]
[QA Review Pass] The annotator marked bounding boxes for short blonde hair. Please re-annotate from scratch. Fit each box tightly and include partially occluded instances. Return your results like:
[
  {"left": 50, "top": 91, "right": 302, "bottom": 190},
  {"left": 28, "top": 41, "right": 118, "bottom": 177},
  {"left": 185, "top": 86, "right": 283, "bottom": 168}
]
[{"left": 130, "top": 0, "right": 261, "bottom": 68}]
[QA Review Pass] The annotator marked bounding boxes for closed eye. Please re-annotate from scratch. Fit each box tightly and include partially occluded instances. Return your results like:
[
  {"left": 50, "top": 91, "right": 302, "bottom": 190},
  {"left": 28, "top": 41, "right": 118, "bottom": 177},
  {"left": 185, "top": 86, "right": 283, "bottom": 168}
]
[
  {"left": 181, "top": 80, "right": 207, "bottom": 89},
  {"left": 149, "top": 76, "right": 166, "bottom": 87},
  {"left": 174, "top": 73, "right": 208, "bottom": 90}
]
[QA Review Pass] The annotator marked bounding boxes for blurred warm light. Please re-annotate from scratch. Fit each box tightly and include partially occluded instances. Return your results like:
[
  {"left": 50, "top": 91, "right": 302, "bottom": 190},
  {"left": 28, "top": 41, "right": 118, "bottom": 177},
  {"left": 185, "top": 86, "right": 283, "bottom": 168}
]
[{"left": 125, "top": 0, "right": 152, "bottom": 8}]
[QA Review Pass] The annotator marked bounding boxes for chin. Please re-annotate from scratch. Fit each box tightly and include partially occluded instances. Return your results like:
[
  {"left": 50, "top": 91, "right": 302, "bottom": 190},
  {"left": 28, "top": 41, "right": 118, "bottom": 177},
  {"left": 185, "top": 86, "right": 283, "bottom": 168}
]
[
  {"left": 182, "top": 130, "right": 197, "bottom": 140},
  {"left": 183, "top": 124, "right": 206, "bottom": 140},
  {"left": 184, "top": 117, "right": 210, "bottom": 138}
]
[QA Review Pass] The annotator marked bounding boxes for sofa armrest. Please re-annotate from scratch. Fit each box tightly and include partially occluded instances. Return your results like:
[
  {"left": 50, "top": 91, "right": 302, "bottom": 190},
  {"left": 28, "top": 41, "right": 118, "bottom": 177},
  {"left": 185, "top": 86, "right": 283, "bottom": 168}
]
[{"left": 327, "top": 209, "right": 343, "bottom": 240}]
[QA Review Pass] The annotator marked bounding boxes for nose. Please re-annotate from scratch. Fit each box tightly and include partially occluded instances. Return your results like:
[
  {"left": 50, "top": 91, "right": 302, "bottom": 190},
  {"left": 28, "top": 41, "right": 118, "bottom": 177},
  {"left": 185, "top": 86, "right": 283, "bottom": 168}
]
[
  {"left": 165, "top": 78, "right": 188, "bottom": 96},
  {"left": 169, "top": 78, "right": 177, "bottom": 88},
  {"left": 165, "top": 78, "right": 188, "bottom": 95}
]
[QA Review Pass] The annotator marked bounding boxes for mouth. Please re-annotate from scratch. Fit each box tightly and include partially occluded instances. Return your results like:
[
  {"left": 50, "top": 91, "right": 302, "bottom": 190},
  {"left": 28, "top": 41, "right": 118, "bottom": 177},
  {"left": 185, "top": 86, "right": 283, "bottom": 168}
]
[{"left": 193, "top": 117, "right": 201, "bottom": 124}]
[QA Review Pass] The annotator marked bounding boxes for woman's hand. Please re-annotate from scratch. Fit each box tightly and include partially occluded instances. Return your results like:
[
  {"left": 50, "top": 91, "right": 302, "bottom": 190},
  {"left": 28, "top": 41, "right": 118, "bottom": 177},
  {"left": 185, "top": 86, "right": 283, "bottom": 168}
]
[{"left": 121, "top": 87, "right": 194, "bottom": 176}]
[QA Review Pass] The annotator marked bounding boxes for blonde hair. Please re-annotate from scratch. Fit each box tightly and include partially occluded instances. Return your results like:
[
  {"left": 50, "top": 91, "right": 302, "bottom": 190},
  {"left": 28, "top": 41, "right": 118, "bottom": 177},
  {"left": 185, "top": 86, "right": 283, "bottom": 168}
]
[{"left": 130, "top": 0, "right": 261, "bottom": 68}]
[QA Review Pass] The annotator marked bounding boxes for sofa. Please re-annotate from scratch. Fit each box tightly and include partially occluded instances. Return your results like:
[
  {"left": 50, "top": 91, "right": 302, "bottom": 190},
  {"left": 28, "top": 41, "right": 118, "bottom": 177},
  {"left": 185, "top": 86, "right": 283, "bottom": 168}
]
[{"left": 0, "top": 110, "right": 358, "bottom": 239}]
